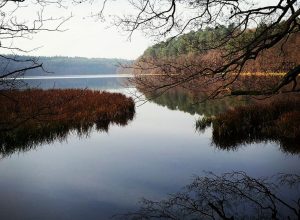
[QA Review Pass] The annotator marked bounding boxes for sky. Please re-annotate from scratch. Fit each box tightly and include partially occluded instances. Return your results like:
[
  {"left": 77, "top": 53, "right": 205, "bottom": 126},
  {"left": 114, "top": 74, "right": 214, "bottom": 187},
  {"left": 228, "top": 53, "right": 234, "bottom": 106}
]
[
  {"left": 2, "top": 1, "right": 152, "bottom": 60},
  {"left": 2, "top": 0, "right": 277, "bottom": 60}
]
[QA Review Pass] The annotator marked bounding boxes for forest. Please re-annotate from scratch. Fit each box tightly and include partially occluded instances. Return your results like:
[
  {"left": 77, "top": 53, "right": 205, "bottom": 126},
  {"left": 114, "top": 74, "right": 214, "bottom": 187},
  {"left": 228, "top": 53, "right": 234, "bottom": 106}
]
[{"left": 141, "top": 24, "right": 300, "bottom": 74}]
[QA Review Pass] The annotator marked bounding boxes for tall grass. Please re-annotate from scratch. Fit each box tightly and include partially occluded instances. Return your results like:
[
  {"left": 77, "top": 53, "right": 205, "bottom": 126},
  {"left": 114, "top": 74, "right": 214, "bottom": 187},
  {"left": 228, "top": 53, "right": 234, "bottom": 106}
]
[
  {"left": 196, "top": 96, "right": 300, "bottom": 153},
  {"left": 0, "top": 89, "right": 135, "bottom": 156}
]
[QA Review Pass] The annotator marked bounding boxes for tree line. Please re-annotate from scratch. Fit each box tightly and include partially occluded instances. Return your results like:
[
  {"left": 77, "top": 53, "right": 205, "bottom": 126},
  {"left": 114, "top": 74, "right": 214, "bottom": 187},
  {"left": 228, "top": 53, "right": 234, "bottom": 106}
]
[
  {"left": 0, "top": 55, "right": 132, "bottom": 77},
  {"left": 141, "top": 24, "right": 300, "bottom": 74}
]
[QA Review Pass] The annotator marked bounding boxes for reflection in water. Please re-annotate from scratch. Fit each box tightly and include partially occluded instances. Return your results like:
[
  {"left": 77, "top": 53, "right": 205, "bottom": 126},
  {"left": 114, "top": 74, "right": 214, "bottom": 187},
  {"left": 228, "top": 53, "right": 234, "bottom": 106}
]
[
  {"left": 118, "top": 172, "right": 300, "bottom": 220},
  {"left": 141, "top": 87, "right": 250, "bottom": 116},
  {"left": 0, "top": 89, "right": 135, "bottom": 157},
  {"left": 0, "top": 84, "right": 298, "bottom": 219},
  {"left": 2, "top": 76, "right": 131, "bottom": 90},
  {"left": 139, "top": 87, "right": 300, "bottom": 155},
  {"left": 197, "top": 97, "right": 300, "bottom": 154},
  {"left": 22, "top": 76, "right": 130, "bottom": 90}
]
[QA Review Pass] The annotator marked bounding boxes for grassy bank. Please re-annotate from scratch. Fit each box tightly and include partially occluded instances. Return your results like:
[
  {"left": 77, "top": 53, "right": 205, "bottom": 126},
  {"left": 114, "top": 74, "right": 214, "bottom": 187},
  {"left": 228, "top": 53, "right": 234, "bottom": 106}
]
[
  {"left": 0, "top": 89, "right": 135, "bottom": 156},
  {"left": 196, "top": 96, "right": 300, "bottom": 153}
]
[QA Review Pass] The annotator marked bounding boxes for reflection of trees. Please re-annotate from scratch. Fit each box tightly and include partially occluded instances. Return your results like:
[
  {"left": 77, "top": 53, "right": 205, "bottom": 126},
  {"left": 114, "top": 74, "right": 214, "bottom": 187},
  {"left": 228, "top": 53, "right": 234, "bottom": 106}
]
[
  {"left": 141, "top": 87, "right": 250, "bottom": 116},
  {"left": 23, "top": 77, "right": 128, "bottom": 90},
  {"left": 117, "top": 172, "right": 300, "bottom": 220},
  {"left": 197, "top": 97, "right": 300, "bottom": 154},
  {"left": 0, "top": 89, "right": 135, "bottom": 158},
  {"left": 140, "top": 86, "right": 300, "bottom": 155}
]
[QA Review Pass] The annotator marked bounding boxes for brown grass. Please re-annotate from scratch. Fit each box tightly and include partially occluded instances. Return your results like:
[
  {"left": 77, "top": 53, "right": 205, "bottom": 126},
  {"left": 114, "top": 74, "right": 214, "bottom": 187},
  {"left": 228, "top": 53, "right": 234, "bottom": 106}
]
[
  {"left": 197, "top": 96, "right": 300, "bottom": 153},
  {"left": 0, "top": 89, "right": 135, "bottom": 156}
]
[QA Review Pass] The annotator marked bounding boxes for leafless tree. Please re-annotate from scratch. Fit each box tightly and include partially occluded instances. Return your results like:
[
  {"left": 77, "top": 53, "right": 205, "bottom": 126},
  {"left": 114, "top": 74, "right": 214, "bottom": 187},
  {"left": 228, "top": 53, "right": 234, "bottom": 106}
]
[
  {"left": 0, "top": 0, "right": 71, "bottom": 89},
  {"left": 115, "top": 171, "right": 300, "bottom": 220},
  {"left": 0, "top": 0, "right": 73, "bottom": 133},
  {"left": 102, "top": 0, "right": 300, "bottom": 100}
]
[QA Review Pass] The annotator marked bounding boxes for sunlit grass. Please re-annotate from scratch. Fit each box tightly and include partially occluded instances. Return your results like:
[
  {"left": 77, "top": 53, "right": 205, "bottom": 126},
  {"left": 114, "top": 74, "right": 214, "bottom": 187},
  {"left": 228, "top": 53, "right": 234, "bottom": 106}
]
[{"left": 240, "top": 72, "right": 286, "bottom": 76}]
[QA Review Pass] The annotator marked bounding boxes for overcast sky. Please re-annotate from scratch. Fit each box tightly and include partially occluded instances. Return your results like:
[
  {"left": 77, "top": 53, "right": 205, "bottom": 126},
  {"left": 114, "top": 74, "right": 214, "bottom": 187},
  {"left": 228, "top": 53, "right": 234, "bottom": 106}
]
[
  {"left": 2, "top": 1, "right": 152, "bottom": 60},
  {"left": 2, "top": 0, "right": 276, "bottom": 60}
]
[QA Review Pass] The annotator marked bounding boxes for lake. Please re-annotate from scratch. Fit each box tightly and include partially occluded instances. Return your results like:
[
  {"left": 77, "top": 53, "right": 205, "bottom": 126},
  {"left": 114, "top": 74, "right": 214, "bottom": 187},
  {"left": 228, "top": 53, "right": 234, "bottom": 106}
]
[{"left": 0, "top": 76, "right": 299, "bottom": 219}]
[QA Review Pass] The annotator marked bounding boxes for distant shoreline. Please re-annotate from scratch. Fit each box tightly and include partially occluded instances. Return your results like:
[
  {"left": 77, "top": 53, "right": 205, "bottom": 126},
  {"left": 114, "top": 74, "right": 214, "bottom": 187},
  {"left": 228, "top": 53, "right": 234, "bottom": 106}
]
[{"left": 8, "top": 74, "right": 134, "bottom": 80}]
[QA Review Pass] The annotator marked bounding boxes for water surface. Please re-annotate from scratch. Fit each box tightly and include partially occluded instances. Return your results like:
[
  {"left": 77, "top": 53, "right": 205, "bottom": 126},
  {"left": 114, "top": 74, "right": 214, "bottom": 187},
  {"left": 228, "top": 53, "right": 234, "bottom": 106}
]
[{"left": 0, "top": 76, "right": 299, "bottom": 219}]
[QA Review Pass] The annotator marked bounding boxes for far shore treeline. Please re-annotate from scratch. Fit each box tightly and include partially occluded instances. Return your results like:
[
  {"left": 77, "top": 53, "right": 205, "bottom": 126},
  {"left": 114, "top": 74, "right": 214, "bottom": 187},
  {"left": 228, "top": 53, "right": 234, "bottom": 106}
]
[
  {"left": 0, "top": 55, "right": 133, "bottom": 76},
  {"left": 138, "top": 24, "right": 300, "bottom": 74}
]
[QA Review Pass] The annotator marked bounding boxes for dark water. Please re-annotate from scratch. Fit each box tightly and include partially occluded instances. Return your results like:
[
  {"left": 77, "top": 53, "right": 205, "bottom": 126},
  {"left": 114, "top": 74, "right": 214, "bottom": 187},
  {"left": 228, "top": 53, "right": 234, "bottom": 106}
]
[{"left": 0, "top": 76, "right": 299, "bottom": 219}]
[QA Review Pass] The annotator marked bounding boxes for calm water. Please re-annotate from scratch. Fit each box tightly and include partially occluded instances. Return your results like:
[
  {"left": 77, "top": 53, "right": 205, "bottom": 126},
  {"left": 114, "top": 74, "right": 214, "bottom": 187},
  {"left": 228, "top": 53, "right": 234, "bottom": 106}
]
[{"left": 0, "top": 76, "right": 299, "bottom": 219}]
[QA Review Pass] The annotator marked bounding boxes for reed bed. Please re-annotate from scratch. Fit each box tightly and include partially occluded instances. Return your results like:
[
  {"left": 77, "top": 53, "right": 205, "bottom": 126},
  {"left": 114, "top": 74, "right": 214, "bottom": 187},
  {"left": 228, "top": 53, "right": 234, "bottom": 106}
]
[
  {"left": 197, "top": 96, "right": 300, "bottom": 153},
  {"left": 0, "top": 89, "right": 135, "bottom": 156}
]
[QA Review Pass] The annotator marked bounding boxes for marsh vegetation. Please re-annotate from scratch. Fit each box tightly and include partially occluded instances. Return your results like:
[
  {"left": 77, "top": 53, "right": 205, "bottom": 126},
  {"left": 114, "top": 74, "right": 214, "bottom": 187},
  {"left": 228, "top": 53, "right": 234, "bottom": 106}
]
[
  {"left": 0, "top": 89, "right": 135, "bottom": 157},
  {"left": 196, "top": 96, "right": 300, "bottom": 154}
]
